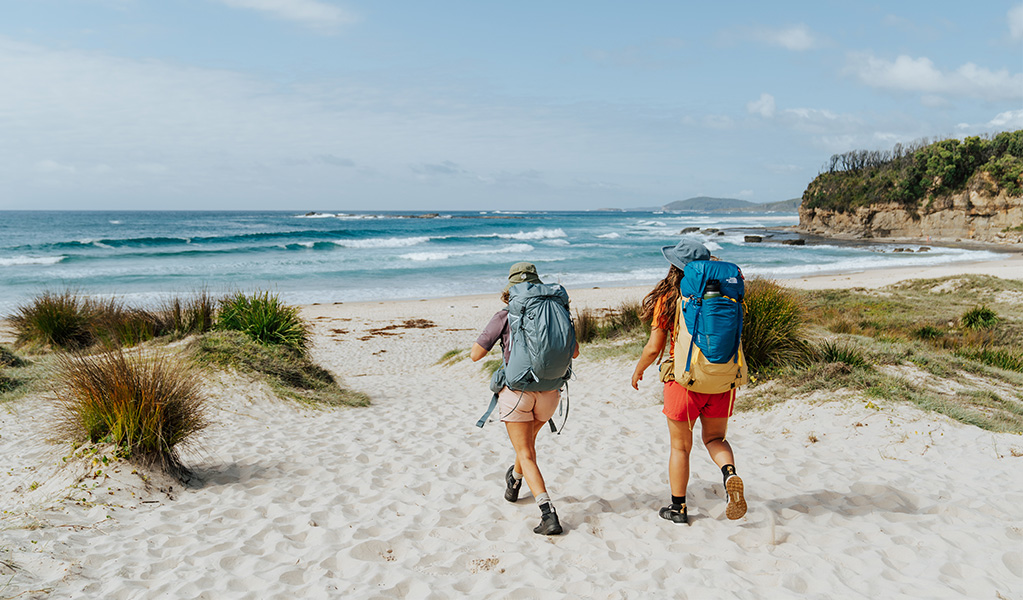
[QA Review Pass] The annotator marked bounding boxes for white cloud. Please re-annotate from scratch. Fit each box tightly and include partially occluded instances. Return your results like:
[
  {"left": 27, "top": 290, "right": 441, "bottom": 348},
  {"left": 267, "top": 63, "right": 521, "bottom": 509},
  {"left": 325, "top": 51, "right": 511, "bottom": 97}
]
[
  {"left": 1009, "top": 5, "right": 1023, "bottom": 40},
  {"left": 989, "top": 109, "right": 1023, "bottom": 128},
  {"left": 846, "top": 52, "right": 1023, "bottom": 101},
  {"left": 215, "top": 0, "right": 357, "bottom": 31},
  {"left": 746, "top": 93, "right": 776, "bottom": 118},
  {"left": 751, "top": 24, "right": 819, "bottom": 51}
]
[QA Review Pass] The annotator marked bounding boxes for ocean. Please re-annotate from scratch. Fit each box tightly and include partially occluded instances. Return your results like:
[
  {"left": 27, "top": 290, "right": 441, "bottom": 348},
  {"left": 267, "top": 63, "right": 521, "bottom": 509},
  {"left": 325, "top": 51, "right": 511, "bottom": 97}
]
[{"left": 0, "top": 210, "right": 1007, "bottom": 314}]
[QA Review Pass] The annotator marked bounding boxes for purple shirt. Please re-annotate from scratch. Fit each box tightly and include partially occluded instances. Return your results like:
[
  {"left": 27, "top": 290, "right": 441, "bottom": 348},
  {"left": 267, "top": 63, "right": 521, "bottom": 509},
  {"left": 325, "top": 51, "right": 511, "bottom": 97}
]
[{"left": 475, "top": 309, "right": 511, "bottom": 363}]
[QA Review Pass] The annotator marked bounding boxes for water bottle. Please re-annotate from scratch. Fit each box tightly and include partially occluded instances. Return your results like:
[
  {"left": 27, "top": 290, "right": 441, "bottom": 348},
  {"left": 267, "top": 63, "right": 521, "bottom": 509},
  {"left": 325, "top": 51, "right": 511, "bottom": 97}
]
[{"left": 703, "top": 279, "right": 722, "bottom": 299}]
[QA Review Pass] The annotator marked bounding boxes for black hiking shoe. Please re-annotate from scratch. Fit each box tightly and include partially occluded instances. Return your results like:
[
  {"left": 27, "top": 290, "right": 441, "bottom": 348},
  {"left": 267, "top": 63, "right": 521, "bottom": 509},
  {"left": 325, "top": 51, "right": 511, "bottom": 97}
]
[
  {"left": 725, "top": 475, "right": 747, "bottom": 520},
  {"left": 504, "top": 465, "right": 521, "bottom": 503},
  {"left": 659, "top": 504, "right": 688, "bottom": 524},
  {"left": 533, "top": 509, "right": 563, "bottom": 535}
]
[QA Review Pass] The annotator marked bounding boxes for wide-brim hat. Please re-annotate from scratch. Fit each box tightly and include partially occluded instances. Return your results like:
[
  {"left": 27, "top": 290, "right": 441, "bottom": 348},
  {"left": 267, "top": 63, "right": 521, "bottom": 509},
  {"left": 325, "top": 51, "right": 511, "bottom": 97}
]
[
  {"left": 661, "top": 238, "right": 711, "bottom": 270},
  {"left": 504, "top": 261, "right": 542, "bottom": 292}
]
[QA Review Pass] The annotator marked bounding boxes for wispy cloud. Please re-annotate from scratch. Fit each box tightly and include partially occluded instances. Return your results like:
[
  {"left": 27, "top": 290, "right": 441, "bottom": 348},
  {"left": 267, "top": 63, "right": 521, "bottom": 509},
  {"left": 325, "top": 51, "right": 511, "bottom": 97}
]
[
  {"left": 845, "top": 52, "right": 1023, "bottom": 101},
  {"left": 746, "top": 93, "right": 776, "bottom": 118},
  {"left": 215, "top": 0, "right": 357, "bottom": 31},
  {"left": 1009, "top": 4, "right": 1023, "bottom": 40},
  {"left": 750, "top": 24, "right": 820, "bottom": 51}
]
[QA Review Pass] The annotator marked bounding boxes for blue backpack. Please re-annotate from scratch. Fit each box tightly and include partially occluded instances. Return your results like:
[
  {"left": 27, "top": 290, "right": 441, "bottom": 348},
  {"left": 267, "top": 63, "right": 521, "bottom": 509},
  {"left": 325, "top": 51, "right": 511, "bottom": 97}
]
[
  {"left": 670, "top": 260, "right": 749, "bottom": 393},
  {"left": 476, "top": 282, "right": 575, "bottom": 430}
]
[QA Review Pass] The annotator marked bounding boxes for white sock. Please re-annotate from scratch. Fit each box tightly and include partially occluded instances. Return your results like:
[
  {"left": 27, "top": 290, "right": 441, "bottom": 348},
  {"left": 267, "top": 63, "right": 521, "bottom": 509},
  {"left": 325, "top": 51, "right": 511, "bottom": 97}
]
[{"left": 512, "top": 469, "right": 523, "bottom": 481}]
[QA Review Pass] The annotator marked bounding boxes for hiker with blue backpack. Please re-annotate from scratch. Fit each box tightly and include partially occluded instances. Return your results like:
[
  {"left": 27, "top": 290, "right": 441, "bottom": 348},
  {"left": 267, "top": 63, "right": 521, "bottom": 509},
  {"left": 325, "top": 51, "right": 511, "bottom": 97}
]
[
  {"left": 631, "top": 238, "right": 749, "bottom": 525},
  {"left": 470, "top": 262, "right": 579, "bottom": 536}
]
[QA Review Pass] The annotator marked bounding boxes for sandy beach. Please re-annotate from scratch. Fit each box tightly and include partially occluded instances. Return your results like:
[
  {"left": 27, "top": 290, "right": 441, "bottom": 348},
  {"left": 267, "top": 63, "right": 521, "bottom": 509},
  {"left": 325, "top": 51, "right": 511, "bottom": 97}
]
[{"left": 2, "top": 256, "right": 1022, "bottom": 599}]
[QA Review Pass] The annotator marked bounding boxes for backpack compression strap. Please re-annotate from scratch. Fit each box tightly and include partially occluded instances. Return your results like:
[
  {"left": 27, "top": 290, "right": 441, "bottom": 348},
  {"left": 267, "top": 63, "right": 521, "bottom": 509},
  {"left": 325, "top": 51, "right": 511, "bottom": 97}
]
[{"left": 476, "top": 392, "right": 500, "bottom": 428}]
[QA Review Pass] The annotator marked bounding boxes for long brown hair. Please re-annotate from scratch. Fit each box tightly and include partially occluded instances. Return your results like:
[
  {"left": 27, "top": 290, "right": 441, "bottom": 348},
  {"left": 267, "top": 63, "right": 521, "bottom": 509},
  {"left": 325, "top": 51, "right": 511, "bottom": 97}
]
[{"left": 640, "top": 265, "right": 683, "bottom": 325}]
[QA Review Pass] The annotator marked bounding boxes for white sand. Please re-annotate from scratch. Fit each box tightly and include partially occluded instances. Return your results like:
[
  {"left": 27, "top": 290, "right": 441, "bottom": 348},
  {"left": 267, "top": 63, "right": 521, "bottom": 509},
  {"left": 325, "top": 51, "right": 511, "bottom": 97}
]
[{"left": 1, "top": 257, "right": 1022, "bottom": 599}]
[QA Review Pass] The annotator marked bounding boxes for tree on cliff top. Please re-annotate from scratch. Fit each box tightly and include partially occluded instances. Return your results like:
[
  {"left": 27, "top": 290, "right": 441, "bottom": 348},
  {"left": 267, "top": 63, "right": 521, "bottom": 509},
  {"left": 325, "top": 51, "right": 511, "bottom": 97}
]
[{"left": 802, "top": 130, "right": 1023, "bottom": 213}]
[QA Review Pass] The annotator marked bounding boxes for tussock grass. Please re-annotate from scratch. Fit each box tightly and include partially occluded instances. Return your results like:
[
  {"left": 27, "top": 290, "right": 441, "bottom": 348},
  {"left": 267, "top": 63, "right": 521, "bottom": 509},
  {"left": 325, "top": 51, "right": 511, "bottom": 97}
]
[
  {"left": 482, "top": 358, "right": 503, "bottom": 378},
  {"left": 11, "top": 291, "right": 98, "bottom": 350},
  {"left": 217, "top": 291, "right": 309, "bottom": 350},
  {"left": 53, "top": 348, "right": 209, "bottom": 473},
  {"left": 960, "top": 305, "right": 1000, "bottom": 330},
  {"left": 160, "top": 290, "right": 217, "bottom": 338},
  {"left": 191, "top": 331, "right": 368, "bottom": 407},
  {"left": 575, "top": 302, "right": 647, "bottom": 345},
  {"left": 742, "top": 278, "right": 811, "bottom": 372}
]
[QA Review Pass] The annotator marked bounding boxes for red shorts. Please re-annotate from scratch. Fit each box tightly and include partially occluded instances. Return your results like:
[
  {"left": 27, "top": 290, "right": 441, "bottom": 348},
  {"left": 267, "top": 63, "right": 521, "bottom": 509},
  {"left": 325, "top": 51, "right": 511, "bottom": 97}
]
[{"left": 662, "top": 382, "right": 735, "bottom": 422}]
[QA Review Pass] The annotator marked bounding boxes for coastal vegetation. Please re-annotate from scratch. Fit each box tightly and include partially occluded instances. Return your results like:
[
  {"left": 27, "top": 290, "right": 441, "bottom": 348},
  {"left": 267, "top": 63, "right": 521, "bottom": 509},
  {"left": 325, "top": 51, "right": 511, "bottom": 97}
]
[
  {"left": 552, "top": 275, "right": 1023, "bottom": 433},
  {"left": 3, "top": 290, "right": 368, "bottom": 461},
  {"left": 53, "top": 349, "right": 209, "bottom": 472},
  {"left": 803, "top": 130, "right": 1023, "bottom": 213}
]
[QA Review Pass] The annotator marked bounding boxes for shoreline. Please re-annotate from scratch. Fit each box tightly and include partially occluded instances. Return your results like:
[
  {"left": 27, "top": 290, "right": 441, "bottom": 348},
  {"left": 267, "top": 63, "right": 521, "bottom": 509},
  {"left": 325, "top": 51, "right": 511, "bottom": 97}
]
[{"left": 300, "top": 253, "right": 1023, "bottom": 312}]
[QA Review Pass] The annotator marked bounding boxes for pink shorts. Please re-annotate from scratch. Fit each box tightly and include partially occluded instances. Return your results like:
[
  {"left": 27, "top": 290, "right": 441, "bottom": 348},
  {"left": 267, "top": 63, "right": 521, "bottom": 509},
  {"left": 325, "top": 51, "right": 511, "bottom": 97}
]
[
  {"left": 497, "top": 387, "right": 561, "bottom": 423},
  {"left": 663, "top": 382, "right": 735, "bottom": 422}
]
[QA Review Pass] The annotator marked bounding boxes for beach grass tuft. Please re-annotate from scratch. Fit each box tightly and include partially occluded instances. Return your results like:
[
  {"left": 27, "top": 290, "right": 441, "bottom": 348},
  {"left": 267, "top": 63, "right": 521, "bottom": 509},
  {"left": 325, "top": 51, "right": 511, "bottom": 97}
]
[
  {"left": 741, "top": 278, "right": 811, "bottom": 372},
  {"left": 0, "top": 345, "right": 27, "bottom": 368},
  {"left": 160, "top": 290, "right": 218, "bottom": 338},
  {"left": 960, "top": 305, "right": 1000, "bottom": 330},
  {"left": 217, "top": 291, "right": 309, "bottom": 350},
  {"left": 191, "top": 331, "right": 369, "bottom": 407},
  {"left": 575, "top": 302, "right": 647, "bottom": 345},
  {"left": 53, "top": 348, "right": 209, "bottom": 472},
  {"left": 11, "top": 290, "right": 98, "bottom": 350}
]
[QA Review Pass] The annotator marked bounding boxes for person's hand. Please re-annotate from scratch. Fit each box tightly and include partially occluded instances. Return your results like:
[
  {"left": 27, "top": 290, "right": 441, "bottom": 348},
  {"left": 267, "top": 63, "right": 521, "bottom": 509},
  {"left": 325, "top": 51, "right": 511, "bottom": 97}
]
[{"left": 631, "top": 370, "right": 643, "bottom": 390}]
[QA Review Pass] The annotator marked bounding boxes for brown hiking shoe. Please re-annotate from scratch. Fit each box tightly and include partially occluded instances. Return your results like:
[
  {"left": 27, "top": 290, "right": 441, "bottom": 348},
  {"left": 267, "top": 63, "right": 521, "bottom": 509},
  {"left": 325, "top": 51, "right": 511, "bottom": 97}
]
[{"left": 725, "top": 475, "right": 747, "bottom": 520}]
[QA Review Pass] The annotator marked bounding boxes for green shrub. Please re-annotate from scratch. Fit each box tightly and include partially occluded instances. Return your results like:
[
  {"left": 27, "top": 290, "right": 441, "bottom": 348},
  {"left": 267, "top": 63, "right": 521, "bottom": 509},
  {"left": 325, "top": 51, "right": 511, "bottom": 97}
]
[
  {"left": 217, "top": 291, "right": 309, "bottom": 350},
  {"left": 742, "top": 279, "right": 810, "bottom": 372},
  {"left": 11, "top": 291, "right": 97, "bottom": 350},
  {"left": 192, "top": 331, "right": 368, "bottom": 406},
  {"left": 960, "top": 306, "right": 999, "bottom": 330},
  {"left": 54, "top": 349, "right": 209, "bottom": 471}
]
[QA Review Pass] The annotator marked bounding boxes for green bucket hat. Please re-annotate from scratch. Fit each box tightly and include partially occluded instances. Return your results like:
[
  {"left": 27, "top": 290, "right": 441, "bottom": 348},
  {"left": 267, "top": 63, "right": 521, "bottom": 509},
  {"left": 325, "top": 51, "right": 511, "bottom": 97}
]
[{"left": 504, "top": 262, "right": 542, "bottom": 292}]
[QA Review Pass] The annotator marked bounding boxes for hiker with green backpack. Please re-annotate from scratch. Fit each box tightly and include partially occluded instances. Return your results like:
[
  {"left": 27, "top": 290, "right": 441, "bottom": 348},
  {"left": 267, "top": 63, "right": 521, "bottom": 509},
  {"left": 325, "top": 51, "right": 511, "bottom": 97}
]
[
  {"left": 631, "top": 238, "right": 749, "bottom": 525},
  {"left": 470, "top": 262, "right": 579, "bottom": 536}
]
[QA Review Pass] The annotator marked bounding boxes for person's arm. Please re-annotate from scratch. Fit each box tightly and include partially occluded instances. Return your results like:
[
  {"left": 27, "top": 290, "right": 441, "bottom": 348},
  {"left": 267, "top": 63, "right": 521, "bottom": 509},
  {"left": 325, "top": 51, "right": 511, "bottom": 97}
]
[
  {"left": 470, "top": 343, "right": 489, "bottom": 362},
  {"left": 471, "top": 310, "right": 507, "bottom": 362},
  {"left": 631, "top": 327, "right": 667, "bottom": 390},
  {"left": 572, "top": 342, "right": 580, "bottom": 359}
]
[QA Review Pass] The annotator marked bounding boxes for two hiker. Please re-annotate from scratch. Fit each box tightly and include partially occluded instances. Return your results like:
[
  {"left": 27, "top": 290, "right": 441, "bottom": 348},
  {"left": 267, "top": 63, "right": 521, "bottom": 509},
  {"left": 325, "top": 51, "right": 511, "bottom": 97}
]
[{"left": 473, "top": 244, "right": 747, "bottom": 534}]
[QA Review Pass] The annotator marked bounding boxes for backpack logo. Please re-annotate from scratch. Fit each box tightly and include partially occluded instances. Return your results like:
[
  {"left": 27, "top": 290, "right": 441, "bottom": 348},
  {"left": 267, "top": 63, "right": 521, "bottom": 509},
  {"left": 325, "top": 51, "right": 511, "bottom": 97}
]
[{"left": 665, "top": 260, "right": 749, "bottom": 393}]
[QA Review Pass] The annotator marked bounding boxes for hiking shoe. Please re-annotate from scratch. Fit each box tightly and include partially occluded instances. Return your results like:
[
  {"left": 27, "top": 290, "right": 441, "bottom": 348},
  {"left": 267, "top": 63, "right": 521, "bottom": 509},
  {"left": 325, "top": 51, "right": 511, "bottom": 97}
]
[
  {"left": 533, "top": 510, "right": 563, "bottom": 535},
  {"left": 659, "top": 504, "right": 688, "bottom": 524},
  {"left": 725, "top": 475, "right": 747, "bottom": 520},
  {"left": 504, "top": 465, "right": 521, "bottom": 503}
]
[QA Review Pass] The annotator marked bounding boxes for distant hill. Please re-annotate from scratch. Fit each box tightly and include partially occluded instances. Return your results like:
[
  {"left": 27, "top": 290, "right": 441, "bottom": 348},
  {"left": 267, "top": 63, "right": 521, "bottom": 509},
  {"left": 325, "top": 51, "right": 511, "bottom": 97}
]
[{"left": 660, "top": 196, "right": 800, "bottom": 213}]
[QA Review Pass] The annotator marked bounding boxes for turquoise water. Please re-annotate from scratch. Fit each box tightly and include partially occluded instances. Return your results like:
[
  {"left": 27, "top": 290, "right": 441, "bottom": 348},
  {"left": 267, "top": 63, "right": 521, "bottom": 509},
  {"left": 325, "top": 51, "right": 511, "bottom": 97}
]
[{"left": 0, "top": 210, "right": 1005, "bottom": 313}]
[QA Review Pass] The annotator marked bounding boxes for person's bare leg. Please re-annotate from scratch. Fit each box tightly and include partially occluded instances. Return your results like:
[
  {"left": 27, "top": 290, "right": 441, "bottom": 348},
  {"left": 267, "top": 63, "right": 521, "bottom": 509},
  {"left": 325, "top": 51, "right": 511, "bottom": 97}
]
[
  {"left": 506, "top": 421, "right": 546, "bottom": 498},
  {"left": 701, "top": 416, "right": 745, "bottom": 519},
  {"left": 666, "top": 417, "right": 695, "bottom": 497}
]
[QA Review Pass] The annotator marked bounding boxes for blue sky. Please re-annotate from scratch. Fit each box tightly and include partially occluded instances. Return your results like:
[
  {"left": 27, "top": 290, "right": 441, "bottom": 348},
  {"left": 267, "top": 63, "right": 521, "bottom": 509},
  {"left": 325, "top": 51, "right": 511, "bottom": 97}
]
[{"left": 1, "top": 0, "right": 1021, "bottom": 211}]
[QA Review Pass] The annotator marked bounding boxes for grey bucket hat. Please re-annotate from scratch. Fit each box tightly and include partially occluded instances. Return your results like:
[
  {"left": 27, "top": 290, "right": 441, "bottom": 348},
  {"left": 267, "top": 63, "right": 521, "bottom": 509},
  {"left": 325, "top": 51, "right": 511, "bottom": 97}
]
[
  {"left": 661, "top": 238, "right": 711, "bottom": 270},
  {"left": 504, "top": 262, "right": 542, "bottom": 292}
]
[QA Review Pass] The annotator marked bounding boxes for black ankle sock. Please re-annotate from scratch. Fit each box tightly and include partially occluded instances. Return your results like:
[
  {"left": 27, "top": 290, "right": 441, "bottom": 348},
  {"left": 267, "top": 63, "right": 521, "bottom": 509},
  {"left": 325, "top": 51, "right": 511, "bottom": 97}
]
[
  {"left": 722, "top": 464, "right": 736, "bottom": 485},
  {"left": 670, "top": 495, "right": 686, "bottom": 509}
]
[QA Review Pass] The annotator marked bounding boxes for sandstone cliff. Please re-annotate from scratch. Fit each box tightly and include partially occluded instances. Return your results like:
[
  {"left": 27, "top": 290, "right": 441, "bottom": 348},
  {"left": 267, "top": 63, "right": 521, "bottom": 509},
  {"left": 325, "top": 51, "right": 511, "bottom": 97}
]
[{"left": 799, "top": 173, "right": 1023, "bottom": 244}]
